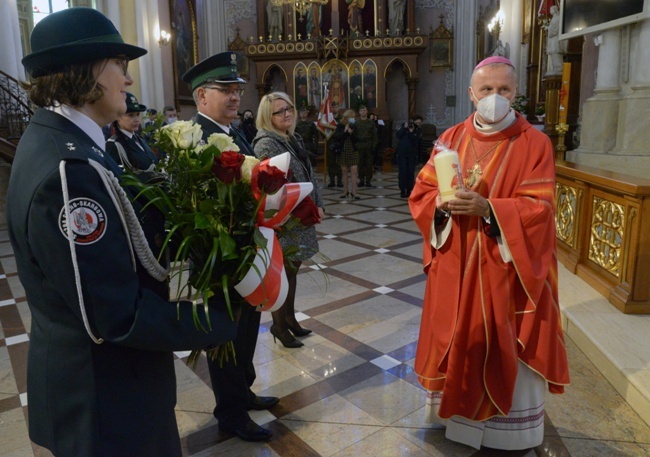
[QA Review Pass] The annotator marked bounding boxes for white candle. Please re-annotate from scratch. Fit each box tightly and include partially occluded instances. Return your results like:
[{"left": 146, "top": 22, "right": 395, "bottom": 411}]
[{"left": 434, "top": 148, "right": 463, "bottom": 202}]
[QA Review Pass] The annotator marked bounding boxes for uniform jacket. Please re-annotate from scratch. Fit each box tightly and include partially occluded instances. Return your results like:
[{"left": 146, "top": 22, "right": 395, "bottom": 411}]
[
  {"left": 354, "top": 118, "right": 378, "bottom": 153},
  {"left": 253, "top": 128, "right": 323, "bottom": 261},
  {"left": 105, "top": 128, "right": 159, "bottom": 182},
  {"left": 192, "top": 113, "right": 255, "bottom": 156},
  {"left": 294, "top": 119, "right": 319, "bottom": 154},
  {"left": 395, "top": 125, "right": 421, "bottom": 158},
  {"left": 7, "top": 108, "right": 237, "bottom": 457}
]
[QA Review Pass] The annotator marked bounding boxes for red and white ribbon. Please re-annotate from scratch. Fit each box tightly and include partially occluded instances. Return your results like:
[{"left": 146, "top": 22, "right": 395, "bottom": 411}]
[
  {"left": 255, "top": 152, "right": 313, "bottom": 228},
  {"left": 233, "top": 226, "right": 287, "bottom": 312}
]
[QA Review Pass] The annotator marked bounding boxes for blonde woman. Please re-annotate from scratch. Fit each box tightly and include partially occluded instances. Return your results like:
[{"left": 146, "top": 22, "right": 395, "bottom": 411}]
[{"left": 253, "top": 92, "right": 325, "bottom": 348}]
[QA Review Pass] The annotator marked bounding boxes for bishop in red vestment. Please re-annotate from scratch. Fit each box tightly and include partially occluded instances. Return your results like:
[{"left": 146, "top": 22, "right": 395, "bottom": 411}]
[{"left": 409, "top": 56, "right": 570, "bottom": 450}]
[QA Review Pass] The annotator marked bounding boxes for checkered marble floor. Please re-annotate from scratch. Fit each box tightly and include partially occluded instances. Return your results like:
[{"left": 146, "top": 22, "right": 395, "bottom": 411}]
[{"left": 1, "top": 169, "right": 649, "bottom": 456}]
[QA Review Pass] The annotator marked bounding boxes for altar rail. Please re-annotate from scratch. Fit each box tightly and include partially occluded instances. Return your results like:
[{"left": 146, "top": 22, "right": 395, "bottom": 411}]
[{"left": 555, "top": 162, "right": 650, "bottom": 314}]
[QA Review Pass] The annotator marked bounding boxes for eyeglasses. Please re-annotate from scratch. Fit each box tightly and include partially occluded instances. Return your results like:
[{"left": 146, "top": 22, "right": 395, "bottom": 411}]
[
  {"left": 115, "top": 57, "right": 129, "bottom": 76},
  {"left": 203, "top": 86, "right": 244, "bottom": 97},
  {"left": 272, "top": 106, "right": 295, "bottom": 117}
]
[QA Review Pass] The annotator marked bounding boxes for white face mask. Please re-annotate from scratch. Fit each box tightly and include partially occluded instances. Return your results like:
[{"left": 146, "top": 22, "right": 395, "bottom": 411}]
[
  {"left": 471, "top": 90, "right": 512, "bottom": 123},
  {"left": 166, "top": 116, "right": 178, "bottom": 124}
]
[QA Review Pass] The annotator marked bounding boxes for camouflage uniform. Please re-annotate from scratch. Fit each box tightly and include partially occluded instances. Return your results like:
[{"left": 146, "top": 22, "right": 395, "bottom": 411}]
[
  {"left": 295, "top": 119, "right": 319, "bottom": 164},
  {"left": 355, "top": 118, "right": 378, "bottom": 186}
]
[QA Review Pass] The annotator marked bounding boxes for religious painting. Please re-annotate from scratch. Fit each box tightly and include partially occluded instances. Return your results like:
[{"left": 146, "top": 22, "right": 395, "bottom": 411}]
[
  {"left": 362, "top": 60, "right": 377, "bottom": 109},
  {"left": 294, "top": 64, "right": 309, "bottom": 109},
  {"left": 322, "top": 60, "right": 348, "bottom": 109},
  {"left": 170, "top": 0, "right": 198, "bottom": 105},
  {"left": 430, "top": 38, "right": 453, "bottom": 68},
  {"left": 348, "top": 61, "right": 363, "bottom": 109},
  {"left": 429, "top": 17, "right": 453, "bottom": 69},
  {"left": 307, "top": 63, "right": 322, "bottom": 109}
]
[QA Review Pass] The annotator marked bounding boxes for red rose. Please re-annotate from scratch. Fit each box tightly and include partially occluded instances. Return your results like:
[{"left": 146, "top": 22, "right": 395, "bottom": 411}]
[
  {"left": 257, "top": 163, "right": 288, "bottom": 194},
  {"left": 292, "top": 196, "right": 320, "bottom": 227},
  {"left": 212, "top": 151, "right": 245, "bottom": 184}
]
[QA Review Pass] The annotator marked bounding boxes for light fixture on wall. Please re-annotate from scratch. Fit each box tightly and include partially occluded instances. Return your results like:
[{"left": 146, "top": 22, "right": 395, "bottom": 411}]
[
  {"left": 158, "top": 29, "right": 171, "bottom": 46},
  {"left": 270, "top": 0, "right": 329, "bottom": 19},
  {"left": 487, "top": 10, "right": 504, "bottom": 41}
]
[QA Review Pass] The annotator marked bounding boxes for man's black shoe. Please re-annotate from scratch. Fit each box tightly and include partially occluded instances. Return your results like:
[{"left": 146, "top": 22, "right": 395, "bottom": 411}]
[
  {"left": 248, "top": 395, "right": 279, "bottom": 410},
  {"left": 358, "top": 181, "right": 365, "bottom": 187},
  {"left": 327, "top": 182, "right": 335, "bottom": 188},
  {"left": 219, "top": 419, "right": 272, "bottom": 442},
  {"left": 336, "top": 182, "right": 343, "bottom": 187},
  {"left": 365, "top": 181, "right": 374, "bottom": 188}
]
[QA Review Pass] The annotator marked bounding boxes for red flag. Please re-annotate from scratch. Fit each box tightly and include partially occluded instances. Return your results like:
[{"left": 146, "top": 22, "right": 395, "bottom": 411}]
[{"left": 317, "top": 86, "right": 337, "bottom": 139}]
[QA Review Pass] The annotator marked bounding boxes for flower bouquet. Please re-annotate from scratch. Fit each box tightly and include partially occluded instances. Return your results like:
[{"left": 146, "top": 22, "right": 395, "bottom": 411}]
[{"left": 122, "top": 120, "right": 314, "bottom": 364}]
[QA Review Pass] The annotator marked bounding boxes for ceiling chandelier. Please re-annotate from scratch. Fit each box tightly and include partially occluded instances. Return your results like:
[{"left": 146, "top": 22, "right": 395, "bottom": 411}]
[{"left": 271, "top": 0, "right": 329, "bottom": 19}]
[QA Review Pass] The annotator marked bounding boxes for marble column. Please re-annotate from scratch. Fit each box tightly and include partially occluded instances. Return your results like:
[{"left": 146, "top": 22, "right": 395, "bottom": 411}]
[
  {"left": 617, "top": 21, "right": 650, "bottom": 163},
  {"left": 454, "top": 0, "right": 477, "bottom": 124},
  {"left": 134, "top": 0, "right": 165, "bottom": 112},
  {"left": 1, "top": 0, "right": 24, "bottom": 79},
  {"left": 568, "top": 28, "right": 622, "bottom": 163},
  {"left": 568, "top": 21, "right": 650, "bottom": 178}
]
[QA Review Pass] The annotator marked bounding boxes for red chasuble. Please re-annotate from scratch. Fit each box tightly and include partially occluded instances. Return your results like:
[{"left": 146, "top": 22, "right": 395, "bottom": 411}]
[{"left": 409, "top": 113, "right": 570, "bottom": 421}]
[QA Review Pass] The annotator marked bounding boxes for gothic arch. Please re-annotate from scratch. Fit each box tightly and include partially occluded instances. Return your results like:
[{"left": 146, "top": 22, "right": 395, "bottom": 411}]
[
  {"left": 384, "top": 57, "right": 412, "bottom": 79},
  {"left": 260, "top": 63, "right": 288, "bottom": 96}
]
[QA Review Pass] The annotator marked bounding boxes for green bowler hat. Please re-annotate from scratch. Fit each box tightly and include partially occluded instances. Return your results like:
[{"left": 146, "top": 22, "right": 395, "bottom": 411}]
[
  {"left": 182, "top": 52, "right": 245, "bottom": 91},
  {"left": 125, "top": 93, "right": 146, "bottom": 113},
  {"left": 22, "top": 7, "right": 147, "bottom": 78}
]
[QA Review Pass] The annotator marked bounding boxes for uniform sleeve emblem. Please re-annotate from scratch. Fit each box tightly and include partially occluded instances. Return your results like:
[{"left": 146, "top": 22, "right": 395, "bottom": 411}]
[{"left": 58, "top": 198, "right": 107, "bottom": 244}]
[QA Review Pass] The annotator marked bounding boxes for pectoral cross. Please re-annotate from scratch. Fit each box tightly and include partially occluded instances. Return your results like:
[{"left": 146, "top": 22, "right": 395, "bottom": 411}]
[{"left": 466, "top": 163, "right": 482, "bottom": 188}]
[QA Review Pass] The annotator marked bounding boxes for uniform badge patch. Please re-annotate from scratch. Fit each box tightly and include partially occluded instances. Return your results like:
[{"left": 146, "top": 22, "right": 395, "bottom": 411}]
[{"left": 59, "top": 198, "right": 107, "bottom": 244}]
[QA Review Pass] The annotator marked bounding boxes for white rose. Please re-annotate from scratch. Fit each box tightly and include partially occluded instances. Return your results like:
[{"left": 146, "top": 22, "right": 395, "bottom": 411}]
[
  {"left": 162, "top": 120, "right": 203, "bottom": 150},
  {"left": 240, "top": 155, "right": 260, "bottom": 183},
  {"left": 206, "top": 133, "right": 240, "bottom": 152}
]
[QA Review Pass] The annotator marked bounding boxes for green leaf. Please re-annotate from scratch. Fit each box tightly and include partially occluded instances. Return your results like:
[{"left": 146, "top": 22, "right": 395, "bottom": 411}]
[{"left": 219, "top": 231, "right": 238, "bottom": 260}]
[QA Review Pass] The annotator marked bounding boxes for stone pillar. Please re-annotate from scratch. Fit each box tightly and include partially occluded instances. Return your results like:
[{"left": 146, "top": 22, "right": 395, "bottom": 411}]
[
  {"left": 568, "top": 28, "right": 622, "bottom": 160},
  {"left": 455, "top": 1, "right": 478, "bottom": 123},
  {"left": 617, "top": 21, "right": 650, "bottom": 163}
]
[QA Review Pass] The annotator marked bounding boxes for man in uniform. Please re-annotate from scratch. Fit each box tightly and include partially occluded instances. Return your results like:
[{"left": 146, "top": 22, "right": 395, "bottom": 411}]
[
  {"left": 182, "top": 52, "right": 278, "bottom": 442},
  {"left": 355, "top": 105, "right": 378, "bottom": 187},
  {"left": 295, "top": 106, "right": 319, "bottom": 166}
]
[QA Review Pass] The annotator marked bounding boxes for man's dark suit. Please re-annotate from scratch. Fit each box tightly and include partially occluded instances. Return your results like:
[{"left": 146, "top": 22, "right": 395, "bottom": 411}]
[
  {"left": 192, "top": 113, "right": 261, "bottom": 428},
  {"left": 7, "top": 109, "right": 237, "bottom": 456},
  {"left": 193, "top": 112, "right": 255, "bottom": 156}
]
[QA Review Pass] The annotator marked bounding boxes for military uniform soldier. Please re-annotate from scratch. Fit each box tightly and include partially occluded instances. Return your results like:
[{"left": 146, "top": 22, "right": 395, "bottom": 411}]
[
  {"left": 355, "top": 105, "right": 378, "bottom": 187},
  {"left": 295, "top": 106, "right": 319, "bottom": 165}
]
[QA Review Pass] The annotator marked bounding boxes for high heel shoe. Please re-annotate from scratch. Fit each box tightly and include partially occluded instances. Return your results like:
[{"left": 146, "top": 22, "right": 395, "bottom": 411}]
[
  {"left": 339, "top": 192, "right": 350, "bottom": 199},
  {"left": 351, "top": 194, "right": 361, "bottom": 200},
  {"left": 286, "top": 321, "right": 312, "bottom": 337},
  {"left": 270, "top": 325, "right": 304, "bottom": 348}
]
